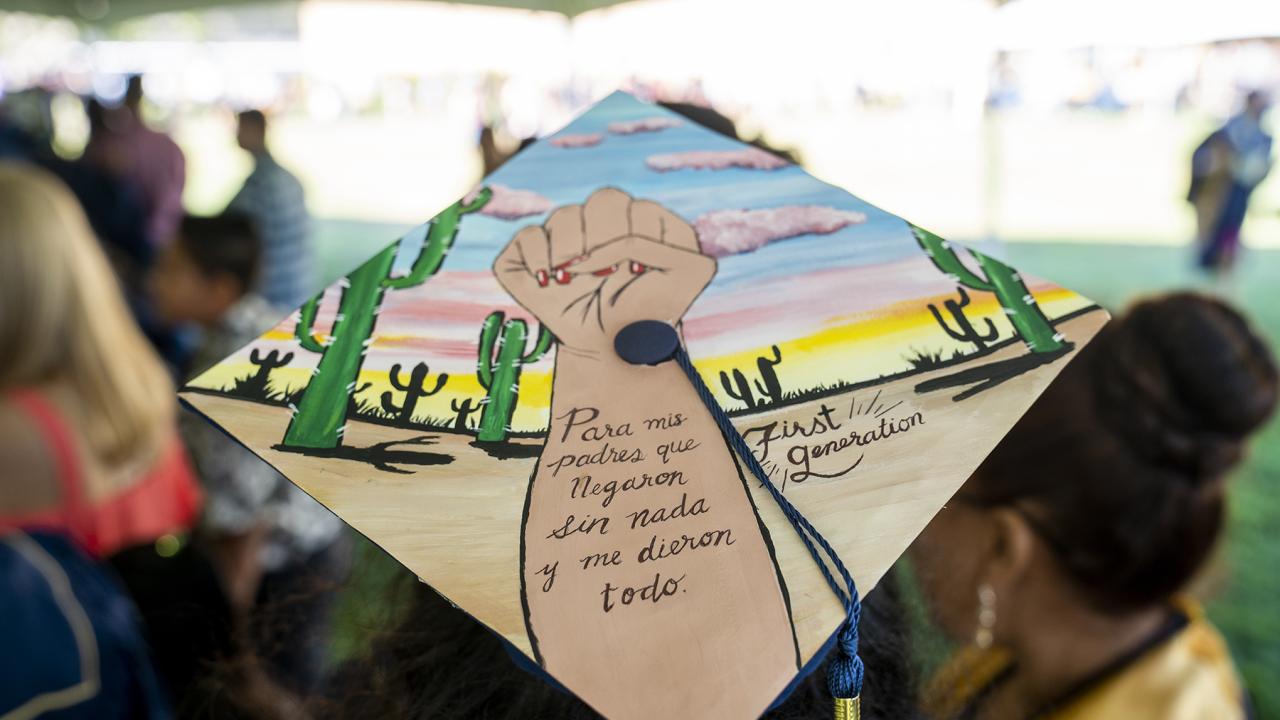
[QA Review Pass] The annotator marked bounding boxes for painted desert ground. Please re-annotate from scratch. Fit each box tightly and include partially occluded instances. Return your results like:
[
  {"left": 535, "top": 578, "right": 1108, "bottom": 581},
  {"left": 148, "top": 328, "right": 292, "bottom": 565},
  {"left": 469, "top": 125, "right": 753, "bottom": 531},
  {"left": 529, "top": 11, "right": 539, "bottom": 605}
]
[{"left": 181, "top": 307, "right": 1107, "bottom": 663}]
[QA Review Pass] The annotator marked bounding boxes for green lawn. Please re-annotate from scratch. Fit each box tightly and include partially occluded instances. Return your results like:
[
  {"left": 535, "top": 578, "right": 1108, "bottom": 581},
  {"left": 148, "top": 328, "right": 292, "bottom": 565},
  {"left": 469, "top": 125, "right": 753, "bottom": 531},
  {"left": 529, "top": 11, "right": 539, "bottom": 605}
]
[{"left": 315, "top": 214, "right": 1280, "bottom": 715}]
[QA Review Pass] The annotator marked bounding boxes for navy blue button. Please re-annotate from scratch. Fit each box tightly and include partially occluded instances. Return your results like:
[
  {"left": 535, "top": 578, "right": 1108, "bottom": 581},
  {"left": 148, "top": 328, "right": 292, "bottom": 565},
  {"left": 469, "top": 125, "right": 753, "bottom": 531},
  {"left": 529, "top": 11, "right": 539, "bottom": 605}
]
[{"left": 614, "top": 320, "right": 679, "bottom": 365}]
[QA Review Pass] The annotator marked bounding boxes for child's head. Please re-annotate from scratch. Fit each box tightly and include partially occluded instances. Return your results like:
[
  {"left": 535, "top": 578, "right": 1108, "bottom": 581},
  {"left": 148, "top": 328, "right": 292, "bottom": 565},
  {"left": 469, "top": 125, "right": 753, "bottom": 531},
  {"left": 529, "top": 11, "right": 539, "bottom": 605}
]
[{"left": 149, "top": 213, "right": 261, "bottom": 327}]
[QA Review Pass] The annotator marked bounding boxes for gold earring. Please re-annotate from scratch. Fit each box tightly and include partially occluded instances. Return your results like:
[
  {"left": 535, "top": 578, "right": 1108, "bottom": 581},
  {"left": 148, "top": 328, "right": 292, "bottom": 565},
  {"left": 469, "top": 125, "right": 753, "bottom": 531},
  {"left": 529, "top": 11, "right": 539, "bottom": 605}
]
[{"left": 975, "top": 583, "right": 997, "bottom": 650}]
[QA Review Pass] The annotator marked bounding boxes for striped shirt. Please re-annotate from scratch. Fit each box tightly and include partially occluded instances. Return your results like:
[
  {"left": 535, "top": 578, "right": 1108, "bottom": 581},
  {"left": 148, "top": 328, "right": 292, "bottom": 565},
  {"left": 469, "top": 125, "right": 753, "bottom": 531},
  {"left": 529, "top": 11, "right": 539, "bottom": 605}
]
[
  {"left": 180, "top": 294, "right": 344, "bottom": 570},
  {"left": 228, "top": 152, "right": 313, "bottom": 310}
]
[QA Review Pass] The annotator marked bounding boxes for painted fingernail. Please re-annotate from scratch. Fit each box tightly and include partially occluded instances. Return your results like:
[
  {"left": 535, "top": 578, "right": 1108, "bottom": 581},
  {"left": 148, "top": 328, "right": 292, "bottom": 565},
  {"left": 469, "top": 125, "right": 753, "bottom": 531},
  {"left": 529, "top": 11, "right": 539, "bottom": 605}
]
[
  {"left": 631, "top": 262, "right": 646, "bottom": 274},
  {"left": 536, "top": 269, "right": 549, "bottom": 287},
  {"left": 554, "top": 267, "right": 571, "bottom": 285}
]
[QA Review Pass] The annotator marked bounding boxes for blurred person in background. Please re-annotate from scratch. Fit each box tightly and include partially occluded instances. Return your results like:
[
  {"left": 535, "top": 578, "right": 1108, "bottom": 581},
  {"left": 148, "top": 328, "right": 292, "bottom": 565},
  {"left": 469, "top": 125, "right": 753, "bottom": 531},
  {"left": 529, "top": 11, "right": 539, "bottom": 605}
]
[
  {"left": 0, "top": 95, "right": 152, "bottom": 279},
  {"left": 0, "top": 161, "right": 201, "bottom": 559},
  {"left": 228, "top": 109, "right": 313, "bottom": 311},
  {"left": 0, "top": 162, "right": 300, "bottom": 718},
  {"left": 915, "top": 293, "right": 1277, "bottom": 719},
  {"left": 80, "top": 96, "right": 198, "bottom": 376},
  {"left": 1, "top": 529, "right": 172, "bottom": 719},
  {"left": 0, "top": 91, "right": 49, "bottom": 160},
  {"left": 1189, "top": 90, "right": 1273, "bottom": 279},
  {"left": 0, "top": 161, "right": 209, "bottom": 714},
  {"left": 0, "top": 91, "right": 195, "bottom": 378},
  {"left": 149, "top": 213, "right": 348, "bottom": 699},
  {"left": 75, "top": 98, "right": 154, "bottom": 279},
  {"left": 84, "top": 75, "right": 187, "bottom": 249}
]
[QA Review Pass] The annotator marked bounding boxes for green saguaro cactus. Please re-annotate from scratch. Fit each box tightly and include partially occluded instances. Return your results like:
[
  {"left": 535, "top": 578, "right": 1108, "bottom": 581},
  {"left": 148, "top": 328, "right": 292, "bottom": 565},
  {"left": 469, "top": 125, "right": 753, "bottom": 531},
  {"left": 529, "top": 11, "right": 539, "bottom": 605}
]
[
  {"left": 281, "top": 189, "right": 491, "bottom": 450},
  {"left": 475, "top": 311, "right": 553, "bottom": 443},
  {"left": 912, "top": 225, "right": 1065, "bottom": 354}
]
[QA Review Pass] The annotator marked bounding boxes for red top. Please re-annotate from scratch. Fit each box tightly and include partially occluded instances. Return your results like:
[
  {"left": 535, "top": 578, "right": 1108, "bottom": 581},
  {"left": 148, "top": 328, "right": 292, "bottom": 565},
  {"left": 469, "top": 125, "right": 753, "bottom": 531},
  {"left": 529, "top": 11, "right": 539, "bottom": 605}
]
[{"left": 0, "top": 389, "right": 202, "bottom": 558}]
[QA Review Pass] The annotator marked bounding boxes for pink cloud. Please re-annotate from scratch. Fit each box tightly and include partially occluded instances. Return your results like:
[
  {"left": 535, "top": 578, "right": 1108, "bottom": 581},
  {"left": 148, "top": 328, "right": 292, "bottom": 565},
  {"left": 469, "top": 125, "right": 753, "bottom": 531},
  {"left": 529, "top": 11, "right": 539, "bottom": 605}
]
[
  {"left": 645, "top": 148, "right": 788, "bottom": 172},
  {"left": 550, "top": 133, "right": 604, "bottom": 148},
  {"left": 693, "top": 206, "right": 868, "bottom": 257},
  {"left": 467, "top": 184, "right": 553, "bottom": 220},
  {"left": 608, "top": 116, "right": 683, "bottom": 135}
]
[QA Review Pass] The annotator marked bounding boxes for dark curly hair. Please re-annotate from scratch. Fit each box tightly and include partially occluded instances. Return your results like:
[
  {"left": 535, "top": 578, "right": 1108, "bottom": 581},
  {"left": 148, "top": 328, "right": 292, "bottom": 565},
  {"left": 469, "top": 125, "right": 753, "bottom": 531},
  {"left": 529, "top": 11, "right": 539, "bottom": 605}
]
[
  {"left": 317, "top": 566, "right": 921, "bottom": 720},
  {"left": 966, "top": 292, "right": 1277, "bottom": 612}
]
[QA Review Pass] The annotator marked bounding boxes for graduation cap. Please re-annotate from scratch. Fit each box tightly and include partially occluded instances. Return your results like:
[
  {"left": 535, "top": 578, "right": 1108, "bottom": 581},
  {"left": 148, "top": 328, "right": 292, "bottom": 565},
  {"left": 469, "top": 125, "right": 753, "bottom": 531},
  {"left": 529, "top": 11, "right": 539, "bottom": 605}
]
[{"left": 181, "top": 92, "right": 1107, "bottom": 719}]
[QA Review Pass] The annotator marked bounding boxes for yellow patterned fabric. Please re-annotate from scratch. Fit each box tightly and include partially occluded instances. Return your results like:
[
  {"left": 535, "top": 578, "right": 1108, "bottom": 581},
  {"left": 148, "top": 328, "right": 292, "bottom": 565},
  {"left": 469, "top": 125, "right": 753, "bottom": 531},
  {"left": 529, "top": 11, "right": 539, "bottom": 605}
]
[{"left": 922, "top": 600, "right": 1249, "bottom": 720}]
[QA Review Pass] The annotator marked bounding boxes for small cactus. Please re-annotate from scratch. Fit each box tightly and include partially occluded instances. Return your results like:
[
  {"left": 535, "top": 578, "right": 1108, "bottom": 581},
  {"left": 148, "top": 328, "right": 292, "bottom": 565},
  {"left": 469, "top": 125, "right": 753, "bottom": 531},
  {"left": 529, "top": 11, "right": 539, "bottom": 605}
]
[
  {"left": 379, "top": 362, "right": 447, "bottom": 426},
  {"left": 719, "top": 368, "right": 757, "bottom": 409},
  {"left": 754, "top": 345, "right": 783, "bottom": 403},
  {"left": 451, "top": 397, "right": 480, "bottom": 431},
  {"left": 719, "top": 345, "right": 784, "bottom": 410},
  {"left": 238, "top": 348, "right": 294, "bottom": 398},
  {"left": 927, "top": 287, "right": 999, "bottom": 353}
]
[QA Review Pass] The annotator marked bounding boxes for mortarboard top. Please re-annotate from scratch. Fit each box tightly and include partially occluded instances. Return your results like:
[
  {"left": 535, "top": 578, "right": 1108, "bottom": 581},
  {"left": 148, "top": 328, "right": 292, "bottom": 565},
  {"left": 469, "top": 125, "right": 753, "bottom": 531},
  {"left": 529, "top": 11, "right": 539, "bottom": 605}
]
[{"left": 181, "top": 91, "right": 1108, "bottom": 719}]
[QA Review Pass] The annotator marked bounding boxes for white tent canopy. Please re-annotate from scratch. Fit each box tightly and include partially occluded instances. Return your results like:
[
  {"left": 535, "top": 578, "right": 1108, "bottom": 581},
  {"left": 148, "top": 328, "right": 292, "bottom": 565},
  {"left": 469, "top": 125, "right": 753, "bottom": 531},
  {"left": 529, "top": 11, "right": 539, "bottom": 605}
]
[
  {"left": 0, "top": 0, "right": 634, "bottom": 23},
  {"left": 993, "top": 0, "right": 1280, "bottom": 50}
]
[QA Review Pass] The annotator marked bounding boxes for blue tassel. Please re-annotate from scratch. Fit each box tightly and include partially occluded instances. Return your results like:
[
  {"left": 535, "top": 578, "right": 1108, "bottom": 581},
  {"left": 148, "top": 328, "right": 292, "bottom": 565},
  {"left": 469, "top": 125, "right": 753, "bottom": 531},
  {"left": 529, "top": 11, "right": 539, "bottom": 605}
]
[
  {"left": 672, "top": 346, "right": 865, "bottom": 704},
  {"left": 827, "top": 622, "right": 865, "bottom": 699}
]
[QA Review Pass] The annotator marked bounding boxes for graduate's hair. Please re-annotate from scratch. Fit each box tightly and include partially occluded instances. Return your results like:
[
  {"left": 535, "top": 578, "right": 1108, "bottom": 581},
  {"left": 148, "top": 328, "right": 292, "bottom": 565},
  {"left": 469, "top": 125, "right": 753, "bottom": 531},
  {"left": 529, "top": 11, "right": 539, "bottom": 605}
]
[
  {"left": 177, "top": 212, "right": 262, "bottom": 295},
  {"left": 967, "top": 293, "right": 1277, "bottom": 613},
  {"left": 0, "top": 161, "right": 174, "bottom": 467},
  {"left": 319, "top": 565, "right": 921, "bottom": 720},
  {"left": 658, "top": 101, "right": 800, "bottom": 165}
]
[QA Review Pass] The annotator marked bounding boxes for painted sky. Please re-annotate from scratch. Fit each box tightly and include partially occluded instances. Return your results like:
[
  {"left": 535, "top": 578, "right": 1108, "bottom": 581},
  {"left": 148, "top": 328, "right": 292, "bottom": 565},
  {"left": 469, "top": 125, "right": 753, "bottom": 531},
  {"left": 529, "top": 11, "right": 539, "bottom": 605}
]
[
  {"left": 391, "top": 92, "right": 919, "bottom": 290},
  {"left": 191, "top": 91, "right": 1095, "bottom": 431}
]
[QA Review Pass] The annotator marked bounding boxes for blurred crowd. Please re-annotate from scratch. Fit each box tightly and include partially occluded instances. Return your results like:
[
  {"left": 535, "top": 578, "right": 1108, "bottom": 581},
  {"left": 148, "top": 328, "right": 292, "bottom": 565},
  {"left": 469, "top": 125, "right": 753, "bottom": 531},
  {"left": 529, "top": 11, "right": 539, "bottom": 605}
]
[
  {"left": 0, "top": 78, "right": 1277, "bottom": 720},
  {"left": 2, "top": 76, "right": 335, "bottom": 718}
]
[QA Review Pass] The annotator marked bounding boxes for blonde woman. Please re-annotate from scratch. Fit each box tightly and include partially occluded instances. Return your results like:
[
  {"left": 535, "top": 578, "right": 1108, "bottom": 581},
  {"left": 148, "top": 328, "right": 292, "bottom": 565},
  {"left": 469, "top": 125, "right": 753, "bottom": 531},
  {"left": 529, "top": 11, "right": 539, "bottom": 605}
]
[{"left": 0, "top": 161, "right": 200, "bottom": 557}]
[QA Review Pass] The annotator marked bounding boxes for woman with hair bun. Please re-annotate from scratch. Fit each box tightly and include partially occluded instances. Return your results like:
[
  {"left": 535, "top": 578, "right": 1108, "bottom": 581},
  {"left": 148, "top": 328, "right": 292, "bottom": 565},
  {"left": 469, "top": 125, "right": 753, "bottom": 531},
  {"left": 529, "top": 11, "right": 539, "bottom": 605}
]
[{"left": 914, "top": 293, "right": 1277, "bottom": 719}]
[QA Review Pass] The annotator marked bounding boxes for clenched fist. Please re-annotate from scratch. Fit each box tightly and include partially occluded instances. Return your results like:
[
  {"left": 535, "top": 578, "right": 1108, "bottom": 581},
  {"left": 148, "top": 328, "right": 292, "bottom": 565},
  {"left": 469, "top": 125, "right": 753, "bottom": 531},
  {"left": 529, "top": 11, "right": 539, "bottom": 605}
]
[{"left": 493, "top": 188, "right": 715, "bottom": 353}]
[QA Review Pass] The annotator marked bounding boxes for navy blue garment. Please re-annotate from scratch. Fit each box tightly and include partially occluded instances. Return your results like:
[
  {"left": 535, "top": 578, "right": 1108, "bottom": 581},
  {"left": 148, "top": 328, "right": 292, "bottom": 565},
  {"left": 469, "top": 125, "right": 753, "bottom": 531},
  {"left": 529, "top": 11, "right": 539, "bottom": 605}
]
[{"left": 0, "top": 530, "right": 172, "bottom": 720}]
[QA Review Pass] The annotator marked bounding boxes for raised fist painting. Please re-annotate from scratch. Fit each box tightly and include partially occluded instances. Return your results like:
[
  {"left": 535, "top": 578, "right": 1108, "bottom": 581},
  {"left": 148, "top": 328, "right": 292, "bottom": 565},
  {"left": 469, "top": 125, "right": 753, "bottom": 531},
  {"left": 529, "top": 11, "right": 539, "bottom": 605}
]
[
  {"left": 495, "top": 188, "right": 800, "bottom": 720},
  {"left": 494, "top": 187, "right": 715, "bottom": 353}
]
